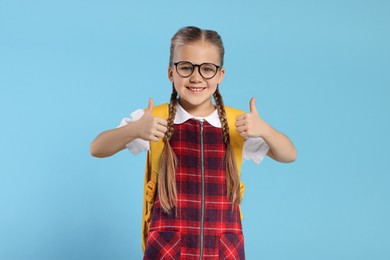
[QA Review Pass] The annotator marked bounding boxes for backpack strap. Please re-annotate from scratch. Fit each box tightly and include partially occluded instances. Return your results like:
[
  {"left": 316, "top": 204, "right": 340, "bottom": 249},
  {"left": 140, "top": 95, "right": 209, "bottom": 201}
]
[
  {"left": 141, "top": 104, "right": 169, "bottom": 251},
  {"left": 224, "top": 106, "right": 246, "bottom": 219},
  {"left": 224, "top": 106, "right": 245, "bottom": 177},
  {"left": 141, "top": 104, "right": 245, "bottom": 251}
]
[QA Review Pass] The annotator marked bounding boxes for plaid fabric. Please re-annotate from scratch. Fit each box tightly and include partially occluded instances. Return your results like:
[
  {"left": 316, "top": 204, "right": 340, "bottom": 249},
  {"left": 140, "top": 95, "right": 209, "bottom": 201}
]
[
  {"left": 143, "top": 231, "right": 181, "bottom": 259},
  {"left": 144, "top": 119, "right": 245, "bottom": 259},
  {"left": 219, "top": 233, "right": 245, "bottom": 259}
]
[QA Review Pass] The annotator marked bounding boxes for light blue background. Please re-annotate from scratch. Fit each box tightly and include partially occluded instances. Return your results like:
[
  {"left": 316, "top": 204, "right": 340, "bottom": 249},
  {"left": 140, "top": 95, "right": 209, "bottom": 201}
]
[{"left": 1, "top": 0, "right": 389, "bottom": 259}]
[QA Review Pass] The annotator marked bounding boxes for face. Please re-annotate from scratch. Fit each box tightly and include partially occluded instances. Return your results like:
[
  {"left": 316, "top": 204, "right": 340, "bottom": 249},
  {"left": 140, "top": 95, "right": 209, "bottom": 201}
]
[{"left": 168, "top": 41, "right": 225, "bottom": 116}]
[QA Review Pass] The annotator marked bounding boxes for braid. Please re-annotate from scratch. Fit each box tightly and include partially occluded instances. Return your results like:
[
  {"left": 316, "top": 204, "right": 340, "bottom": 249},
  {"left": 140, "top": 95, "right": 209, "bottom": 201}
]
[
  {"left": 165, "top": 87, "right": 178, "bottom": 142},
  {"left": 158, "top": 85, "right": 178, "bottom": 213},
  {"left": 213, "top": 87, "right": 230, "bottom": 144},
  {"left": 213, "top": 86, "right": 241, "bottom": 205}
]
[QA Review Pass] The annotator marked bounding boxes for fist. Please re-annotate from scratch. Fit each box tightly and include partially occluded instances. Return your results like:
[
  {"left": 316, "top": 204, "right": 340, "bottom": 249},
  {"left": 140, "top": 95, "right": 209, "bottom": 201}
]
[
  {"left": 136, "top": 98, "right": 168, "bottom": 142},
  {"left": 235, "top": 97, "right": 265, "bottom": 138}
]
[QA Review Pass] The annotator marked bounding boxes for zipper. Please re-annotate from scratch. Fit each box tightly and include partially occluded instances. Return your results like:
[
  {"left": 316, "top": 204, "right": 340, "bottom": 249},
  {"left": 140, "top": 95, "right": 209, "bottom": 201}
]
[{"left": 199, "top": 120, "right": 205, "bottom": 259}]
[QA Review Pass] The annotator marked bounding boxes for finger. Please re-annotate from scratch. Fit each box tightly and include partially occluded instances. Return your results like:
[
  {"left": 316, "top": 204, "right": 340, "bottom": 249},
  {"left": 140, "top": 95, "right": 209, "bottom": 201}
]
[
  {"left": 155, "top": 117, "right": 168, "bottom": 127},
  {"left": 145, "top": 98, "right": 154, "bottom": 114},
  {"left": 155, "top": 124, "right": 168, "bottom": 134},
  {"left": 235, "top": 120, "right": 245, "bottom": 127},
  {"left": 249, "top": 97, "right": 258, "bottom": 114},
  {"left": 235, "top": 118, "right": 246, "bottom": 127},
  {"left": 152, "top": 130, "right": 165, "bottom": 139},
  {"left": 236, "top": 114, "right": 246, "bottom": 122},
  {"left": 236, "top": 125, "right": 247, "bottom": 133},
  {"left": 239, "top": 130, "right": 248, "bottom": 138}
]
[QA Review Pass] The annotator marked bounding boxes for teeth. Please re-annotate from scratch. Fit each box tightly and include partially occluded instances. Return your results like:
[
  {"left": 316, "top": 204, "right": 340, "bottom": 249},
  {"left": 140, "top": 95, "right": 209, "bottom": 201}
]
[{"left": 189, "top": 87, "right": 203, "bottom": 92}]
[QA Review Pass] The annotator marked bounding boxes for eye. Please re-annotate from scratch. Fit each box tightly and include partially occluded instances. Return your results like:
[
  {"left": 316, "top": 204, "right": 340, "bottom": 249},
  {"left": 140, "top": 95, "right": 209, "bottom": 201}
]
[
  {"left": 179, "top": 66, "right": 193, "bottom": 71},
  {"left": 201, "top": 65, "right": 216, "bottom": 73},
  {"left": 177, "top": 62, "right": 193, "bottom": 71}
]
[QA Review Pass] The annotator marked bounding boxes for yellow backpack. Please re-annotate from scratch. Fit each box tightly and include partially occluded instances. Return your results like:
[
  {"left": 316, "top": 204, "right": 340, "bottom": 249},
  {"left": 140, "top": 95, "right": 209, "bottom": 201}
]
[{"left": 141, "top": 104, "right": 245, "bottom": 251}]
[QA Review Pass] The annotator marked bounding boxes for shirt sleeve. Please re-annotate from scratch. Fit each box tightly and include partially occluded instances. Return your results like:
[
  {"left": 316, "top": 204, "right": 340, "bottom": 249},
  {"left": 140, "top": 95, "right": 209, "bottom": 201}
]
[
  {"left": 117, "top": 109, "right": 150, "bottom": 155},
  {"left": 242, "top": 137, "right": 269, "bottom": 164}
]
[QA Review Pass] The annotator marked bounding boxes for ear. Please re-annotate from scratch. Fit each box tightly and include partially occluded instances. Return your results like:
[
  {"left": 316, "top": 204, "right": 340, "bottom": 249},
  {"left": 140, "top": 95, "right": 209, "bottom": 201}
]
[
  {"left": 217, "top": 67, "right": 225, "bottom": 84},
  {"left": 168, "top": 66, "right": 174, "bottom": 82}
]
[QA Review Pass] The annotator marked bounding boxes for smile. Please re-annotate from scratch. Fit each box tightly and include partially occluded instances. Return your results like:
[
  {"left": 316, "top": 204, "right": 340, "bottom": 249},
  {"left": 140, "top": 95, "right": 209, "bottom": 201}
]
[{"left": 187, "top": 87, "right": 206, "bottom": 93}]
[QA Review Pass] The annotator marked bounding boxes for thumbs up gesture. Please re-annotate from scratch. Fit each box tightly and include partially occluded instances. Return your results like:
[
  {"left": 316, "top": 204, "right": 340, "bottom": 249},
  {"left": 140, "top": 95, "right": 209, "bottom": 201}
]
[
  {"left": 135, "top": 98, "right": 168, "bottom": 142},
  {"left": 235, "top": 97, "right": 268, "bottom": 138}
]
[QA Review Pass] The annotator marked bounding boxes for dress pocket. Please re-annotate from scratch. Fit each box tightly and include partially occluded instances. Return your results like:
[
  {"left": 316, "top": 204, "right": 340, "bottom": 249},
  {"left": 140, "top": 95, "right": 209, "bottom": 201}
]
[
  {"left": 219, "top": 233, "right": 245, "bottom": 259},
  {"left": 144, "top": 231, "right": 181, "bottom": 260}
]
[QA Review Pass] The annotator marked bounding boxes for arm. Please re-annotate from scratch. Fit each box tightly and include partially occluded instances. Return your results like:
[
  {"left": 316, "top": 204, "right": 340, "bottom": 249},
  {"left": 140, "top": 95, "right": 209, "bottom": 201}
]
[
  {"left": 90, "top": 122, "right": 140, "bottom": 158},
  {"left": 235, "top": 97, "right": 296, "bottom": 163},
  {"left": 256, "top": 122, "right": 296, "bottom": 163},
  {"left": 90, "top": 98, "right": 168, "bottom": 158}
]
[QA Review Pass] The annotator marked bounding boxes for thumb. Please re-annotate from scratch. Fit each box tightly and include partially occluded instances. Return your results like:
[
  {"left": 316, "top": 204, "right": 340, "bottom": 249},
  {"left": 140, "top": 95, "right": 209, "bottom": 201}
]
[
  {"left": 145, "top": 98, "right": 154, "bottom": 114},
  {"left": 249, "top": 97, "right": 258, "bottom": 114}
]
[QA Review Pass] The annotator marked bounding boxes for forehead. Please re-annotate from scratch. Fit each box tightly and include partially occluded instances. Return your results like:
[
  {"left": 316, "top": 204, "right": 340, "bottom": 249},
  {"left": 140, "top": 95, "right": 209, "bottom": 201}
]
[{"left": 173, "top": 41, "right": 220, "bottom": 64}]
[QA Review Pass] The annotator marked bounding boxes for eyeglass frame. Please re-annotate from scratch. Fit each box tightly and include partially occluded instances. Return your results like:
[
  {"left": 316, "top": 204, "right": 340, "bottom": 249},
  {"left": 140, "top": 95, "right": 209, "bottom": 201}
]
[{"left": 173, "top": 61, "right": 222, "bottom": 79}]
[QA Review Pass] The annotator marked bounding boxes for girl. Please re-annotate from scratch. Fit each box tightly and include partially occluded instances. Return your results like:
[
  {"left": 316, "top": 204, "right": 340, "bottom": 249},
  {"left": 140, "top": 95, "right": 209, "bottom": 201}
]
[{"left": 91, "top": 26, "right": 296, "bottom": 259}]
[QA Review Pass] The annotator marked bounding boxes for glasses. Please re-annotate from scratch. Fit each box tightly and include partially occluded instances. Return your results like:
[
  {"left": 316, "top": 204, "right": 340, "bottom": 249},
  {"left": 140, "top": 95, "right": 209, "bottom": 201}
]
[{"left": 173, "top": 61, "right": 221, "bottom": 79}]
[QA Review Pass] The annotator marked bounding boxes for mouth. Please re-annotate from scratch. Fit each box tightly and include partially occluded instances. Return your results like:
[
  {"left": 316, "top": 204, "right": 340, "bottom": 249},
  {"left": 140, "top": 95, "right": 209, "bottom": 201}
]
[{"left": 186, "top": 87, "right": 206, "bottom": 93}]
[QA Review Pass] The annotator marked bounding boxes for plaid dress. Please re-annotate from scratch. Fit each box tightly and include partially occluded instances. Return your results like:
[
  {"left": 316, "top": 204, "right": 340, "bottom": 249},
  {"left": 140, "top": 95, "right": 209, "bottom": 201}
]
[{"left": 144, "top": 119, "right": 245, "bottom": 259}]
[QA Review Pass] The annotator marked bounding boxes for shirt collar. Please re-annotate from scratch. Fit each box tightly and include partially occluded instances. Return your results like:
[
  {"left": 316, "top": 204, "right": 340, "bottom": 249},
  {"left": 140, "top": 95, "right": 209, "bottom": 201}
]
[{"left": 174, "top": 103, "right": 221, "bottom": 128}]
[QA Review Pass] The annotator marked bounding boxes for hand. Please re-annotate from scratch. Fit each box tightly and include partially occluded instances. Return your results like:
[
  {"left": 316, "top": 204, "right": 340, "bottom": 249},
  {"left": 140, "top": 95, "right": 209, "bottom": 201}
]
[
  {"left": 235, "top": 97, "right": 269, "bottom": 138},
  {"left": 135, "top": 98, "right": 168, "bottom": 142}
]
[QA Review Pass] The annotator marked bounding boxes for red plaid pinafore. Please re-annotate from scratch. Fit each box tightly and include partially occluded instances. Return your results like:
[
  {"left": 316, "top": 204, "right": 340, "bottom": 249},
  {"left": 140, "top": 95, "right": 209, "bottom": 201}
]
[{"left": 143, "top": 119, "right": 245, "bottom": 259}]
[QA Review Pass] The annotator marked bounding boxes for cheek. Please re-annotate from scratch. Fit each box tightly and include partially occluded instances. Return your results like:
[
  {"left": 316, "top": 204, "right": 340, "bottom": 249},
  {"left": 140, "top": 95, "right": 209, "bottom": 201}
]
[
  {"left": 210, "top": 78, "right": 221, "bottom": 87},
  {"left": 172, "top": 77, "right": 186, "bottom": 87}
]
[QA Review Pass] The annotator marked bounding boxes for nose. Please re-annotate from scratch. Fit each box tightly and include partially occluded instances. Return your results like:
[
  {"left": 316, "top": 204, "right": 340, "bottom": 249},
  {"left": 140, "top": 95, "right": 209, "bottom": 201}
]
[{"left": 190, "top": 65, "right": 203, "bottom": 82}]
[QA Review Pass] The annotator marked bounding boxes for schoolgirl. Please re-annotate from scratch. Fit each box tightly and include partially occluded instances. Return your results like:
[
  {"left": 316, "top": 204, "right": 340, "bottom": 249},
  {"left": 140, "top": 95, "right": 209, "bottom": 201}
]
[{"left": 91, "top": 26, "right": 296, "bottom": 259}]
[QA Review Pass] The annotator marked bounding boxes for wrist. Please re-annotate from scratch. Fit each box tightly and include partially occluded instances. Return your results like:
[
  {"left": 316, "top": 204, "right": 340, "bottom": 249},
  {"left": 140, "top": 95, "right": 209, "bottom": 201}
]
[
  {"left": 259, "top": 121, "right": 274, "bottom": 140},
  {"left": 123, "top": 121, "right": 141, "bottom": 139}
]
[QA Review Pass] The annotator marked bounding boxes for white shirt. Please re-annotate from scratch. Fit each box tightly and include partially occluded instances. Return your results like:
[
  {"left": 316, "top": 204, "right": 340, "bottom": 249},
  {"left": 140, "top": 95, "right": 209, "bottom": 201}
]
[{"left": 118, "top": 103, "right": 269, "bottom": 164}]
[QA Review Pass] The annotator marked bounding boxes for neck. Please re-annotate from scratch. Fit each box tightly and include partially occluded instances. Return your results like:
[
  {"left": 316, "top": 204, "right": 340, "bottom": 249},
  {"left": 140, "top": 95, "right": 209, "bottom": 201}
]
[{"left": 178, "top": 99, "right": 215, "bottom": 117}]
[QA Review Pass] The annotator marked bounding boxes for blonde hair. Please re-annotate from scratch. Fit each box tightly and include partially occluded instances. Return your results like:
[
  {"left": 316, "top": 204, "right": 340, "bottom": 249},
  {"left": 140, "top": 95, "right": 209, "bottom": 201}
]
[{"left": 158, "top": 26, "right": 240, "bottom": 213}]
